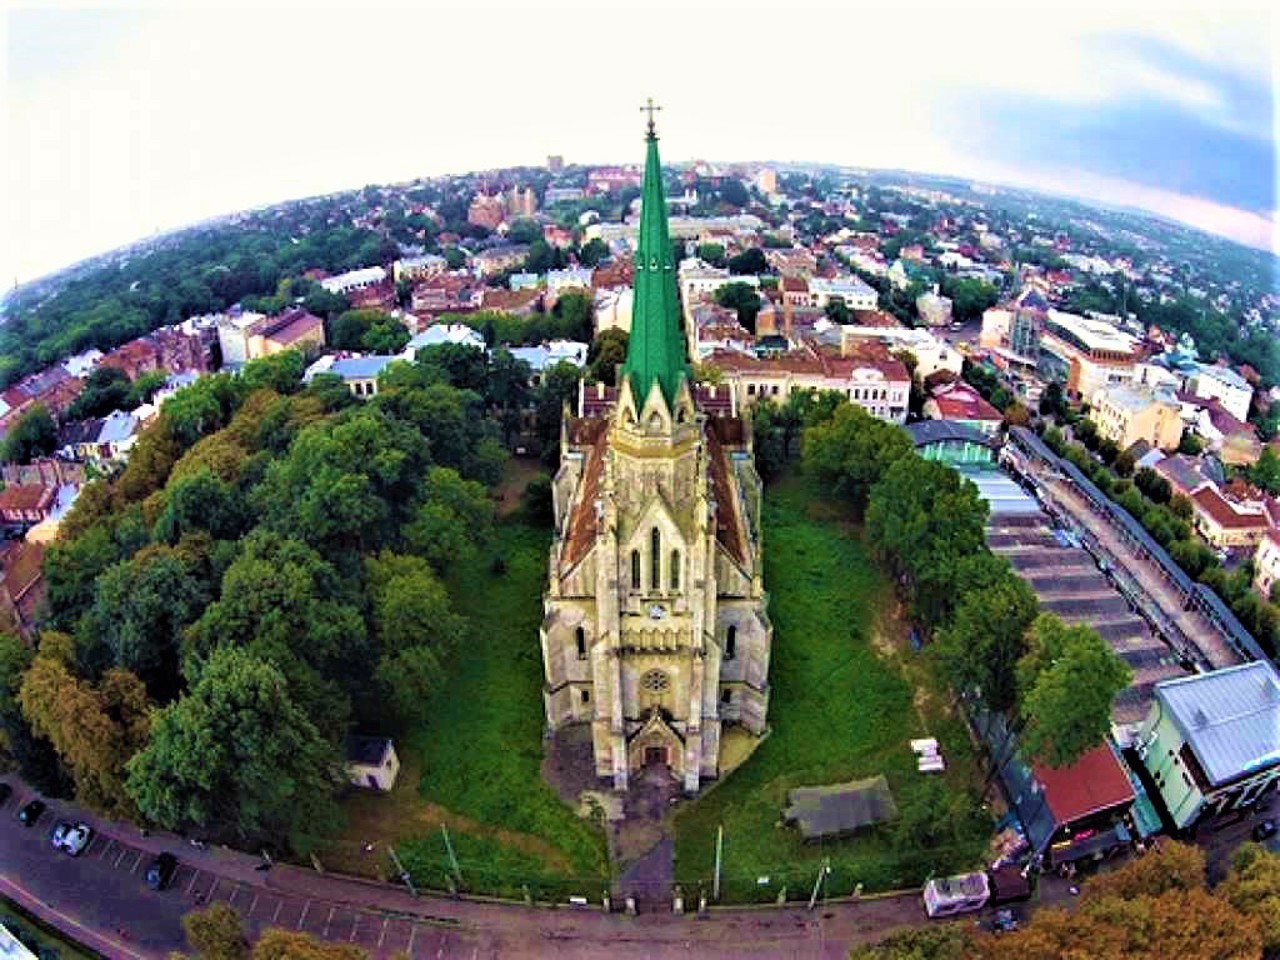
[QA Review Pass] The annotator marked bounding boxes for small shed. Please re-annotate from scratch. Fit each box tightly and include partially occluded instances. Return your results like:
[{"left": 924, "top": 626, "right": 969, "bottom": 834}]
[
  {"left": 784, "top": 774, "right": 898, "bottom": 841},
  {"left": 346, "top": 736, "right": 400, "bottom": 792}
]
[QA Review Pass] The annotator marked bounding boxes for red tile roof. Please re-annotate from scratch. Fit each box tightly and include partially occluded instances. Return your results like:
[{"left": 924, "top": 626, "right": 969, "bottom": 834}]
[
  {"left": 1190, "top": 486, "right": 1271, "bottom": 530},
  {"left": 561, "top": 418, "right": 609, "bottom": 572},
  {"left": 0, "top": 484, "right": 55, "bottom": 514},
  {"left": 258, "top": 308, "right": 324, "bottom": 346},
  {"left": 1034, "top": 744, "right": 1134, "bottom": 826},
  {"left": 929, "top": 382, "right": 1003, "bottom": 422}
]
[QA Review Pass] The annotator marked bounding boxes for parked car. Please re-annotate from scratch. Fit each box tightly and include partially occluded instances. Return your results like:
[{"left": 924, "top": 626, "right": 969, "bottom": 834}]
[
  {"left": 16, "top": 799, "right": 45, "bottom": 826},
  {"left": 50, "top": 821, "right": 93, "bottom": 856},
  {"left": 1253, "top": 819, "right": 1277, "bottom": 842},
  {"left": 0, "top": 783, "right": 12, "bottom": 807},
  {"left": 145, "top": 852, "right": 179, "bottom": 891}
]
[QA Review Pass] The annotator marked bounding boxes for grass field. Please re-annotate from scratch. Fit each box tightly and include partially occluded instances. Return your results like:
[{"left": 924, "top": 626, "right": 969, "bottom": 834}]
[
  {"left": 672, "top": 474, "right": 990, "bottom": 902},
  {"left": 320, "top": 461, "right": 606, "bottom": 899}
]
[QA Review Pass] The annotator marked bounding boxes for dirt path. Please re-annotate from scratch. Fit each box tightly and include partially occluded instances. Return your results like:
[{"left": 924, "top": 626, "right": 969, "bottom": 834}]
[{"left": 493, "top": 457, "right": 546, "bottom": 518}]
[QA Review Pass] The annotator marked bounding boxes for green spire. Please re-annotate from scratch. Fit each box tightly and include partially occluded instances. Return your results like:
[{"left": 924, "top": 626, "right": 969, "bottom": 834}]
[{"left": 621, "top": 100, "right": 688, "bottom": 408}]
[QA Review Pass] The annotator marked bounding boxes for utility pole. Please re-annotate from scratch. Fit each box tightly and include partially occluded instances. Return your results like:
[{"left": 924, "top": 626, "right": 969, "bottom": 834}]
[
  {"left": 807, "top": 857, "right": 830, "bottom": 911},
  {"left": 712, "top": 824, "right": 723, "bottom": 902},
  {"left": 441, "top": 823, "right": 463, "bottom": 887},
  {"left": 387, "top": 846, "right": 418, "bottom": 898}
]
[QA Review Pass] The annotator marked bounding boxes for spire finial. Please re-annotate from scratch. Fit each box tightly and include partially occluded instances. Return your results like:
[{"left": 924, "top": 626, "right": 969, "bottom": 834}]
[{"left": 640, "top": 97, "right": 661, "bottom": 140}]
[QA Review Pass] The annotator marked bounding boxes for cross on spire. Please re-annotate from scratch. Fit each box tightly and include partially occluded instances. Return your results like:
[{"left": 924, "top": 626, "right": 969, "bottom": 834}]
[{"left": 640, "top": 97, "right": 661, "bottom": 140}]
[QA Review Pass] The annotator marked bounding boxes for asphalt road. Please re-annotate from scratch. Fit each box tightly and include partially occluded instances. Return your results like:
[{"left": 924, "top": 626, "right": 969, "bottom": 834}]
[{"left": 0, "top": 785, "right": 881, "bottom": 959}]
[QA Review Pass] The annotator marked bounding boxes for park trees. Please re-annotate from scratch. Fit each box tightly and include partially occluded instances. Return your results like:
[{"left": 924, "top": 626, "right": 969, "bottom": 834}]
[
  {"left": 727, "top": 247, "right": 767, "bottom": 275},
  {"left": 1015, "top": 614, "right": 1132, "bottom": 768},
  {"left": 405, "top": 466, "right": 492, "bottom": 572},
  {"left": 864, "top": 457, "right": 989, "bottom": 629},
  {"left": 933, "top": 571, "right": 1038, "bottom": 713},
  {"left": 2, "top": 405, "right": 56, "bottom": 463},
  {"left": 586, "top": 328, "right": 629, "bottom": 386},
  {"left": 19, "top": 633, "right": 150, "bottom": 818},
  {"left": 802, "top": 402, "right": 913, "bottom": 515},
  {"left": 1218, "top": 842, "right": 1280, "bottom": 953},
  {"left": 126, "top": 647, "right": 343, "bottom": 852},
  {"left": 714, "top": 282, "right": 762, "bottom": 333}
]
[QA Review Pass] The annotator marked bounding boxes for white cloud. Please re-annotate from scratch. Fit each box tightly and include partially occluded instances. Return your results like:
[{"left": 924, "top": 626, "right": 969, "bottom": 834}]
[{"left": 3, "top": 2, "right": 1275, "bottom": 282}]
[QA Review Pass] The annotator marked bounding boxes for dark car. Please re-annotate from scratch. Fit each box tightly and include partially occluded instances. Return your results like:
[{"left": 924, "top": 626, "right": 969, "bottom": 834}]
[
  {"left": 16, "top": 799, "right": 45, "bottom": 826},
  {"left": 0, "top": 783, "right": 12, "bottom": 807},
  {"left": 145, "top": 852, "right": 179, "bottom": 891},
  {"left": 1253, "top": 819, "right": 1277, "bottom": 842}
]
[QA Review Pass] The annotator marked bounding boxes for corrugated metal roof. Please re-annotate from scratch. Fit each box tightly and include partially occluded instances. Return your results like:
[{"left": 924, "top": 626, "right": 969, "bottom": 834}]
[{"left": 1156, "top": 661, "right": 1280, "bottom": 786}]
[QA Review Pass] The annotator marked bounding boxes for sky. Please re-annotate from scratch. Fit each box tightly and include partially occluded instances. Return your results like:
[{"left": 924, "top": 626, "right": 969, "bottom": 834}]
[{"left": 4, "top": 0, "right": 1278, "bottom": 285}]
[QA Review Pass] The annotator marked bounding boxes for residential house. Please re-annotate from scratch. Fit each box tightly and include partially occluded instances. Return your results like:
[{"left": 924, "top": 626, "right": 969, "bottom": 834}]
[
  {"left": 765, "top": 247, "right": 817, "bottom": 276},
  {"left": 1, "top": 459, "right": 84, "bottom": 490},
  {"left": 0, "top": 484, "right": 56, "bottom": 525},
  {"left": 310, "top": 356, "right": 398, "bottom": 398},
  {"left": 915, "top": 291, "right": 953, "bottom": 328},
  {"left": 393, "top": 254, "right": 447, "bottom": 284},
  {"left": 1254, "top": 529, "right": 1280, "bottom": 600},
  {"left": 1153, "top": 454, "right": 1211, "bottom": 497},
  {"left": 401, "top": 324, "right": 485, "bottom": 361},
  {"left": 96, "top": 410, "right": 140, "bottom": 462},
  {"left": 509, "top": 272, "right": 540, "bottom": 291},
  {"left": 1188, "top": 398, "right": 1262, "bottom": 466},
  {"left": 247, "top": 308, "right": 327, "bottom": 359},
  {"left": 809, "top": 276, "right": 877, "bottom": 312},
  {"left": 346, "top": 736, "right": 401, "bottom": 792},
  {"left": 980, "top": 306, "right": 1012, "bottom": 349},
  {"left": 594, "top": 288, "right": 633, "bottom": 334},
  {"left": 1088, "top": 385, "right": 1183, "bottom": 452},
  {"left": 923, "top": 381, "right": 1003, "bottom": 436},
  {"left": 707, "top": 345, "right": 910, "bottom": 423},
  {"left": 100, "top": 338, "right": 162, "bottom": 380},
  {"left": 544, "top": 186, "right": 585, "bottom": 205},
  {"left": 62, "top": 349, "right": 104, "bottom": 379},
  {"left": 216, "top": 311, "right": 267, "bottom": 367},
  {"left": 905, "top": 420, "right": 996, "bottom": 468},
  {"left": 480, "top": 288, "right": 542, "bottom": 316},
  {"left": 1188, "top": 364, "right": 1253, "bottom": 422},
  {"left": 57, "top": 419, "right": 105, "bottom": 462},
  {"left": 546, "top": 267, "right": 594, "bottom": 302},
  {"left": 1189, "top": 485, "right": 1271, "bottom": 549},
  {"left": 779, "top": 276, "right": 810, "bottom": 308},
  {"left": 586, "top": 166, "right": 642, "bottom": 195},
  {"left": 0, "top": 540, "right": 45, "bottom": 640},
  {"left": 509, "top": 341, "right": 589, "bottom": 384},
  {"left": 690, "top": 304, "right": 754, "bottom": 359},
  {"left": 320, "top": 266, "right": 388, "bottom": 295},
  {"left": 471, "top": 245, "right": 529, "bottom": 277},
  {"left": 1138, "top": 662, "right": 1280, "bottom": 830}
]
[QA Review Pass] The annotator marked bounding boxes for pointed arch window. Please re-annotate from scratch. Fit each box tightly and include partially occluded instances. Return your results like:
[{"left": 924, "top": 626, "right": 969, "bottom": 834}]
[
  {"left": 670, "top": 550, "right": 680, "bottom": 591},
  {"left": 650, "top": 527, "right": 662, "bottom": 591},
  {"left": 575, "top": 626, "right": 586, "bottom": 659},
  {"left": 631, "top": 550, "right": 641, "bottom": 590},
  {"left": 726, "top": 625, "right": 737, "bottom": 660}
]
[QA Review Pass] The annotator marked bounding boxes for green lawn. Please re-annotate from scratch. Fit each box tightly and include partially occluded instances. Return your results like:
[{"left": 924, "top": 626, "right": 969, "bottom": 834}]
[
  {"left": 672, "top": 474, "right": 990, "bottom": 902},
  {"left": 399, "top": 520, "right": 609, "bottom": 899}
]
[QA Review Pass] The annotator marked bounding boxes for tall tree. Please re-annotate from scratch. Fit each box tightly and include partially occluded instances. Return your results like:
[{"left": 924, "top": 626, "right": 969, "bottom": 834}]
[
  {"left": 18, "top": 634, "right": 150, "bottom": 818},
  {"left": 933, "top": 572, "right": 1039, "bottom": 712},
  {"left": 802, "top": 402, "right": 913, "bottom": 514},
  {"left": 1218, "top": 843, "right": 1280, "bottom": 954},
  {"left": 1016, "top": 614, "right": 1132, "bottom": 768},
  {"left": 586, "top": 329, "right": 629, "bottom": 386},
  {"left": 182, "top": 903, "right": 249, "bottom": 960},
  {"left": 2, "top": 405, "right": 56, "bottom": 463},
  {"left": 125, "top": 647, "right": 343, "bottom": 853}
]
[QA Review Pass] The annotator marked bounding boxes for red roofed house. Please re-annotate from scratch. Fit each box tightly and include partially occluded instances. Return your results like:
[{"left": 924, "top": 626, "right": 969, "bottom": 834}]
[
  {"left": 1031, "top": 743, "right": 1136, "bottom": 868},
  {"left": 100, "top": 338, "right": 161, "bottom": 380},
  {"left": 1254, "top": 529, "right": 1280, "bottom": 600},
  {"left": 923, "top": 381, "right": 1004, "bottom": 436},
  {"left": 1192, "top": 398, "right": 1262, "bottom": 466},
  {"left": 707, "top": 344, "right": 909, "bottom": 423},
  {"left": 0, "top": 540, "right": 46, "bottom": 639},
  {"left": 1189, "top": 485, "right": 1271, "bottom": 550},
  {"left": 247, "top": 308, "right": 327, "bottom": 359},
  {"left": 0, "top": 484, "right": 56, "bottom": 525}
]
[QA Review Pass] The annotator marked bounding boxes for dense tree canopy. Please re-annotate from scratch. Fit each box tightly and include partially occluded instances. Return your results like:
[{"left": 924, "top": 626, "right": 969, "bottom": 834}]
[
  {"left": 801, "top": 402, "right": 913, "bottom": 514},
  {"left": 126, "top": 647, "right": 342, "bottom": 852}
]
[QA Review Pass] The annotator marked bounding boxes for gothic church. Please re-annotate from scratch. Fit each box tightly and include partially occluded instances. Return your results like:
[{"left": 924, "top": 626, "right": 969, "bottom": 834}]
[{"left": 540, "top": 113, "right": 771, "bottom": 794}]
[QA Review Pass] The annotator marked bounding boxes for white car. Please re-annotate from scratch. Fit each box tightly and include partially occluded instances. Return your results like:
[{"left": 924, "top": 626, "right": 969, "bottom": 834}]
[{"left": 50, "top": 821, "right": 93, "bottom": 856}]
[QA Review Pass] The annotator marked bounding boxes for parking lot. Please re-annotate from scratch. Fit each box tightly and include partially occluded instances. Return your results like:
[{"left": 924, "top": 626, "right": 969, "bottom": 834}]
[{"left": 1, "top": 788, "right": 482, "bottom": 959}]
